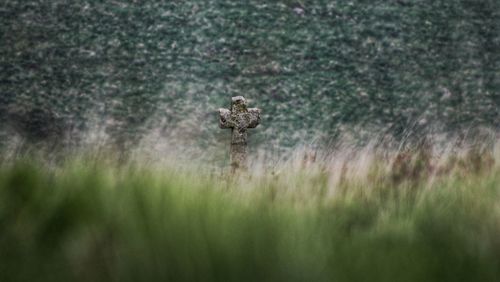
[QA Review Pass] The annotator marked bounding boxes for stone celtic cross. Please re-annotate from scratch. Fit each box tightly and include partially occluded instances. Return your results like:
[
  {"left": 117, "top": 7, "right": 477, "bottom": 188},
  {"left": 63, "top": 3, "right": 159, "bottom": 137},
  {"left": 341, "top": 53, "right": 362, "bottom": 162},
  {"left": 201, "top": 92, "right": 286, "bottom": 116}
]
[{"left": 219, "top": 96, "right": 261, "bottom": 172}]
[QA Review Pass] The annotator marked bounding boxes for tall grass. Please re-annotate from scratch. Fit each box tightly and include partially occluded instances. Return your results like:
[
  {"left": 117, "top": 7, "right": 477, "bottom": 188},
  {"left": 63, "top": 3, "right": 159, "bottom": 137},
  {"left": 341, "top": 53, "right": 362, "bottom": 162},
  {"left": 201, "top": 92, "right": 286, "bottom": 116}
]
[{"left": 0, "top": 145, "right": 499, "bottom": 282}]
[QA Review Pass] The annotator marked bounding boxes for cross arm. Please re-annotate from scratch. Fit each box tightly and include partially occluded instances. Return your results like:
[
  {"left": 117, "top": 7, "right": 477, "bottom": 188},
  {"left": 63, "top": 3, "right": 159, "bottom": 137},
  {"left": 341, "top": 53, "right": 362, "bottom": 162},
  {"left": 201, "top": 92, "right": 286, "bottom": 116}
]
[
  {"left": 247, "top": 108, "right": 261, "bottom": 128},
  {"left": 218, "top": 108, "right": 232, "bottom": 128}
]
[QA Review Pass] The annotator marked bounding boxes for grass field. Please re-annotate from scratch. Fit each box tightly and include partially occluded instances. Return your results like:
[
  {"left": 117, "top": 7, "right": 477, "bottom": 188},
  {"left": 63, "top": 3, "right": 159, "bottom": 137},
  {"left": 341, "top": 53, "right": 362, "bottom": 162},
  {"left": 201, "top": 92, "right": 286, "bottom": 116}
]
[{"left": 0, "top": 145, "right": 499, "bottom": 282}]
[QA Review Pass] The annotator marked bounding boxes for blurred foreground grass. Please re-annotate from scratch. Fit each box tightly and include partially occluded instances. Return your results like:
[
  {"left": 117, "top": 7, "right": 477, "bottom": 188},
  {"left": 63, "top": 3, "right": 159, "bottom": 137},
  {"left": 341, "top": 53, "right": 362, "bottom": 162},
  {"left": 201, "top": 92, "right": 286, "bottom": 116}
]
[{"left": 0, "top": 149, "right": 499, "bottom": 282}]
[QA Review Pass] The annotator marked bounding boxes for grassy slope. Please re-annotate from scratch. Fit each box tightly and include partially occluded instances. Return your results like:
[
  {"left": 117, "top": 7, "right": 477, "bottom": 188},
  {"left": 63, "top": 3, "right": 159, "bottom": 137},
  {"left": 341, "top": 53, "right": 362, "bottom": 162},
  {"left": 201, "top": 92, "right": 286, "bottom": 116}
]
[{"left": 0, "top": 153, "right": 499, "bottom": 282}]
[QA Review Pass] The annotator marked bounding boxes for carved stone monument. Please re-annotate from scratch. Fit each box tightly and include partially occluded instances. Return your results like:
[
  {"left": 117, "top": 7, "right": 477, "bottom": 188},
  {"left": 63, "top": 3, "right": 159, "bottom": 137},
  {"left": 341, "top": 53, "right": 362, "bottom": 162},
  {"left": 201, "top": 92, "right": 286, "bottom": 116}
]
[{"left": 219, "top": 96, "right": 261, "bottom": 172}]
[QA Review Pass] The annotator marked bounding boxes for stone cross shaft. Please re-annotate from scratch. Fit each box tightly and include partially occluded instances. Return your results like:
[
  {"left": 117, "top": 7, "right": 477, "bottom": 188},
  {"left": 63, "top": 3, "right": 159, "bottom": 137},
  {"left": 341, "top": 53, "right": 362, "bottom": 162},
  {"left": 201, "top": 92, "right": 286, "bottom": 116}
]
[{"left": 219, "top": 96, "right": 261, "bottom": 172}]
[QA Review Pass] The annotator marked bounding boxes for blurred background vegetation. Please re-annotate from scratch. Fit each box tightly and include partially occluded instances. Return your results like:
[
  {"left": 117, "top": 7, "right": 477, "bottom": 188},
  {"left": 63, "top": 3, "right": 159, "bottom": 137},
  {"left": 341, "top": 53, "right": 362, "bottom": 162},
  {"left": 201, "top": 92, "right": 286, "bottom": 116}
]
[
  {"left": 1, "top": 0, "right": 499, "bottom": 152},
  {"left": 1, "top": 2, "right": 500, "bottom": 280}
]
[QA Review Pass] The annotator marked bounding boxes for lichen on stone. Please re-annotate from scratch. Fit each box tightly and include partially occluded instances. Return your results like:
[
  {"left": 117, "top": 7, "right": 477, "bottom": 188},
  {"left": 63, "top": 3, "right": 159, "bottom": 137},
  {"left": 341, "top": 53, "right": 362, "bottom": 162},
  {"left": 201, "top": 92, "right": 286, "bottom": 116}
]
[{"left": 218, "top": 96, "right": 261, "bottom": 172}]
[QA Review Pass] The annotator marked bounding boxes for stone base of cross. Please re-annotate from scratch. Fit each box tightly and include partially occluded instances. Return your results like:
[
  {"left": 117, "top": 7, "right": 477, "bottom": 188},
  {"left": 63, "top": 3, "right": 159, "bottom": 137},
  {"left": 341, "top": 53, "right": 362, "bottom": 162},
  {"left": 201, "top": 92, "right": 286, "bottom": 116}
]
[{"left": 219, "top": 96, "right": 261, "bottom": 173}]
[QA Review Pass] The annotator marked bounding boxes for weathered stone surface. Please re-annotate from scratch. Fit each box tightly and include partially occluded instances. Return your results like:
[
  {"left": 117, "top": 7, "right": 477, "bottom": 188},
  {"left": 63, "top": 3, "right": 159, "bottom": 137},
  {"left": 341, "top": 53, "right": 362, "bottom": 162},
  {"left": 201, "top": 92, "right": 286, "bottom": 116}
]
[{"left": 219, "top": 96, "right": 261, "bottom": 172}]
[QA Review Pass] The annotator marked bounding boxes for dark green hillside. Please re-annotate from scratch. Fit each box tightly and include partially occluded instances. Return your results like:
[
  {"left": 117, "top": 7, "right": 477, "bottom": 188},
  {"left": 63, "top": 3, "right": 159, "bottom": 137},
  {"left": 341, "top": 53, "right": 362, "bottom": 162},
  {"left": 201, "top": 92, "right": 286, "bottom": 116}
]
[{"left": 1, "top": 0, "right": 499, "bottom": 149}]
